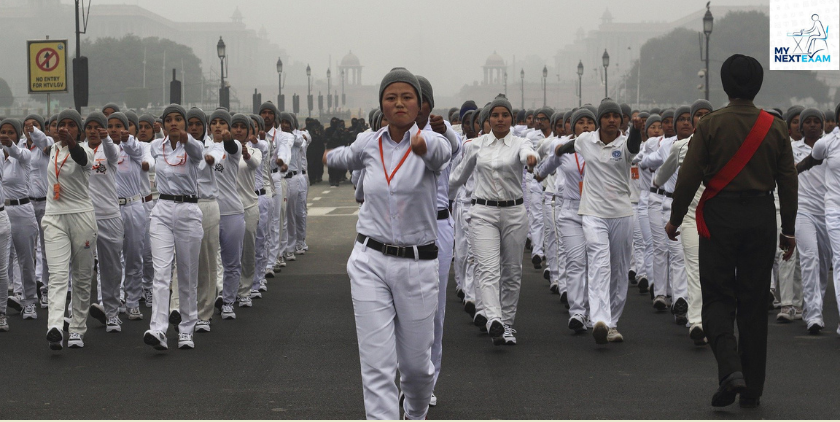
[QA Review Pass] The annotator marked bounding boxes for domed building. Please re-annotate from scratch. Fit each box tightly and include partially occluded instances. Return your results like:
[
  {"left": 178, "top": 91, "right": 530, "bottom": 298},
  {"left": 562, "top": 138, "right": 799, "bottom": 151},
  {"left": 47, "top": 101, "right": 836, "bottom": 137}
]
[
  {"left": 483, "top": 51, "right": 507, "bottom": 85},
  {"left": 338, "top": 51, "right": 363, "bottom": 86}
]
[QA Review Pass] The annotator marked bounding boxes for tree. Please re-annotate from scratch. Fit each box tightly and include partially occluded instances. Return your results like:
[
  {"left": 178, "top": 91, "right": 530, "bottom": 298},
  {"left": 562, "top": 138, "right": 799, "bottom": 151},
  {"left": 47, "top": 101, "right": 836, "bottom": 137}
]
[
  {"left": 625, "top": 11, "right": 830, "bottom": 108},
  {"left": 0, "top": 77, "right": 13, "bottom": 107}
]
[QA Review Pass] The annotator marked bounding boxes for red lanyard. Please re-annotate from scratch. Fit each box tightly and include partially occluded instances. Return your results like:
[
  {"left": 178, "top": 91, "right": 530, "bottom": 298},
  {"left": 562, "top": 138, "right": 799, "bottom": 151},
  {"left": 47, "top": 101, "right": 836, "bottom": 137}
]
[
  {"left": 378, "top": 135, "right": 412, "bottom": 186},
  {"left": 54, "top": 146, "right": 69, "bottom": 179},
  {"left": 574, "top": 153, "right": 585, "bottom": 176},
  {"left": 162, "top": 137, "right": 187, "bottom": 166}
]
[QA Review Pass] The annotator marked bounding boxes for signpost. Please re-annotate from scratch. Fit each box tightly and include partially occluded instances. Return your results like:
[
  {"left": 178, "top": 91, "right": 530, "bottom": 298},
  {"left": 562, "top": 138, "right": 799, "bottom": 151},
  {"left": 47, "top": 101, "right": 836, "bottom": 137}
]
[{"left": 28, "top": 39, "right": 68, "bottom": 116}]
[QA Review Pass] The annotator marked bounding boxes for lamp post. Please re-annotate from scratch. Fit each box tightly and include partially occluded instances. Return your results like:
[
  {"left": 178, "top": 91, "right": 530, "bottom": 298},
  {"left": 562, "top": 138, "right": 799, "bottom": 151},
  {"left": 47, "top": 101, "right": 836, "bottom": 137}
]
[
  {"left": 327, "top": 68, "right": 332, "bottom": 113},
  {"left": 276, "top": 57, "right": 284, "bottom": 111},
  {"left": 504, "top": 71, "right": 508, "bottom": 96},
  {"left": 341, "top": 69, "right": 345, "bottom": 106},
  {"left": 542, "top": 66, "right": 547, "bottom": 107},
  {"left": 577, "top": 60, "right": 584, "bottom": 107},
  {"left": 306, "top": 64, "right": 312, "bottom": 117},
  {"left": 520, "top": 69, "right": 524, "bottom": 109},
  {"left": 602, "top": 49, "right": 610, "bottom": 99},
  {"left": 217, "top": 36, "right": 229, "bottom": 109},
  {"left": 703, "top": 3, "right": 714, "bottom": 101}
]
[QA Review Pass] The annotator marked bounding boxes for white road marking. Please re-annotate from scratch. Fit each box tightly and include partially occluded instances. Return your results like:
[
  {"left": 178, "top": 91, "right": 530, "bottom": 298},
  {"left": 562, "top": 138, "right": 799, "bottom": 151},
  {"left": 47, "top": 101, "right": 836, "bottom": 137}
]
[
  {"left": 307, "top": 206, "right": 360, "bottom": 217},
  {"left": 322, "top": 190, "right": 331, "bottom": 194},
  {"left": 312, "top": 197, "right": 321, "bottom": 201}
]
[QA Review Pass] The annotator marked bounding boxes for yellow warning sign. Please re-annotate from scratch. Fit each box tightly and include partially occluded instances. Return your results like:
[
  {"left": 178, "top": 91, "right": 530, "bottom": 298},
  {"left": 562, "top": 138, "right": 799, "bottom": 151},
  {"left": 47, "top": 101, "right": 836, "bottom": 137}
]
[{"left": 28, "top": 39, "right": 68, "bottom": 93}]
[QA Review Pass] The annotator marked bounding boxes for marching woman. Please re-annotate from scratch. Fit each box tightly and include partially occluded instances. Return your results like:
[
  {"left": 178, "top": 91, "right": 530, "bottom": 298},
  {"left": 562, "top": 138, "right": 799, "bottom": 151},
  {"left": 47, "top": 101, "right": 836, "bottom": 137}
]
[
  {"left": 21, "top": 115, "right": 53, "bottom": 309},
  {"left": 536, "top": 108, "right": 597, "bottom": 332},
  {"left": 326, "top": 68, "right": 452, "bottom": 420},
  {"left": 43, "top": 109, "right": 97, "bottom": 350},
  {"left": 555, "top": 100, "right": 642, "bottom": 344},
  {"left": 639, "top": 115, "right": 671, "bottom": 304},
  {"left": 632, "top": 112, "right": 657, "bottom": 294},
  {"left": 248, "top": 114, "right": 272, "bottom": 297},
  {"left": 450, "top": 96, "right": 538, "bottom": 346},
  {"left": 142, "top": 104, "right": 205, "bottom": 351},
  {"left": 0, "top": 120, "right": 19, "bottom": 332},
  {"left": 231, "top": 114, "right": 262, "bottom": 309}
]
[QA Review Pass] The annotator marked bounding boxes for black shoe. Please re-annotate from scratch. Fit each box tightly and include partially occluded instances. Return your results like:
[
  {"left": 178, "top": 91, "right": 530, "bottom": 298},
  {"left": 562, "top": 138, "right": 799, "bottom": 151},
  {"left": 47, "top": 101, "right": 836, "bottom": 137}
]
[
  {"left": 532, "top": 255, "right": 542, "bottom": 269},
  {"left": 214, "top": 296, "right": 223, "bottom": 312},
  {"left": 488, "top": 320, "right": 504, "bottom": 339},
  {"left": 456, "top": 288, "right": 465, "bottom": 301},
  {"left": 7, "top": 296, "right": 22, "bottom": 312},
  {"left": 525, "top": 238, "right": 532, "bottom": 251},
  {"left": 672, "top": 298, "right": 689, "bottom": 325},
  {"left": 560, "top": 292, "right": 569, "bottom": 309},
  {"left": 169, "top": 310, "right": 182, "bottom": 326},
  {"left": 711, "top": 372, "right": 747, "bottom": 407},
  {"left": 474, "top": 313, "right": 487, "bottom": 328},
  {"left": 649, "top": 283, "right": 655, "bottom": 300},
  {"left": 638, "top": 277, "right": 649, "bottom": 293},
  {"left": 464, "top": 301, "right": 476, "bottom": 319},
  {"left": 807, "top": 322, "right": 824, "bottom": 334},
  {"left": 88, "top": 304, "right": 107, "bottom": 325},
  {"left": 628, "top": 270, "right": 636, "bottom": 283},
  {"left": 739, "top": 397, "right": 760, "bottom": 409},
  {"left": 543, "top": 269, "right": 550, "bottom": 281},
  {"left": 47, "top": 327, "right": 63, "bottom": 351},
  {"left": 568, "top": 317, "right": 585, "bottom": 333},
  {"left": 549, "top": 284, "right": 559, "bottom": 294}
]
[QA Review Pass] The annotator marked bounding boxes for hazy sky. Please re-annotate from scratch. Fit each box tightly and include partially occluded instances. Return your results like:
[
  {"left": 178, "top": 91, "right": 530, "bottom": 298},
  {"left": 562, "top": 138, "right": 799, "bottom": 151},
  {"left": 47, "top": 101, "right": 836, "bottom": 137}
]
[{"left": 90, "top": 0, "right": 769, "bottom": 96}]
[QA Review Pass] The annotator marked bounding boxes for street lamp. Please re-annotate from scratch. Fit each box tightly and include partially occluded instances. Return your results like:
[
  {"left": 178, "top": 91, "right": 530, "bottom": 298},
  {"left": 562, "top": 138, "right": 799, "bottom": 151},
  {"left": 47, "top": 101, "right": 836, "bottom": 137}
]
[
  {"left": 217, "top": 36, "right": 229, "bottom": 109},
  {"left": 520, "top": 69, "right": 525, "bottom": 109},
  {"left": 577, "top": 60, "right": 584, "bottom": 107},
  {"left": 504, "top": 71, "right": 508, "bottom": 96},
  {"left": 602, "top": 49, "right": 610, "bottom": 99},
  {"left": 327, "top": 68, "right": 332, "bottom": 113},
  {"left": 276, "top": 57, "right": 284, "bottom": 111},
  {"left": 542, "top": 66, "right": 547, "bottom": 107},
  {"left": 306, "top": 64, "right": 312, "bottom": 117},
  {"left": 702, "top": 3, "right": 714, "bottom": 101},
  {"left": 341, "top": 69, "right": 345, "bottom": 106}
]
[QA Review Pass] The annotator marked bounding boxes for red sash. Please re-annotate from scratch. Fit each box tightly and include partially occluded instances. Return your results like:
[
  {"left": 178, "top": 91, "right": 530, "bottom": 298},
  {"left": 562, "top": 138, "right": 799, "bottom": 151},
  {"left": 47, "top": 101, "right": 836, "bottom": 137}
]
[{"left": 695, "top": 110, "right": 774, "bottom": 238}]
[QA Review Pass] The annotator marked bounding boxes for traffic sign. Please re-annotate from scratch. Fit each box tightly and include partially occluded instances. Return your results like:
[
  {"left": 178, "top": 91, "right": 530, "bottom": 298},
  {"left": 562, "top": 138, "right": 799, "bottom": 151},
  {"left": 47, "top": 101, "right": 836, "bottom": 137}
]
[{"left": 28, "top": 39, "right": 68, "bottom": 94}]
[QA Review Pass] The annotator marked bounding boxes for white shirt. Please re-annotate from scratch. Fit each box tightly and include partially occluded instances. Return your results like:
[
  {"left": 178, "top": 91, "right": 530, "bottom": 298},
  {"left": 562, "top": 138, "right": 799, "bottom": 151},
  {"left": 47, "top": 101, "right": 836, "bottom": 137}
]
[
  {"left": 21, "top": 127, "right": 53, "bottom": 199},
  {"left": 269, "top": 128, "right": 292, "bottom": 174},
  {"left": 450, "top": 131, "right": 538, "bottom": 202},
  {"left": 811, "top": 127, "right": 840, "bottom": 211},
  {"left": 148, "top": 135, "right": 204, "bottom": 197},
  {"left": 85, "top": 137, "right": 121, "bottom": 220},
  {"left": 288, "top": 130, "right": 307, "bottom": 173},
  {"left": 3, "top": 142, "right": 31, "bottom": 201},
  {"left": 237, "top": 145, "right": 262, "bottom": 210},
  {"left": 327, "top": 124, "right": 452, "bottom": 246},
  {"left": 449, "top": 136, "right": 480, "bottom": 204},
  {"left": 46, "top": 143, "right": 95, "bottom": 215},
  {"left": 793, "top": 139, "right": 826, "bottom": 216},
  {"left": 114, "top": 135, "right": 148, "bottom": 199},
  {"left": 575, "top": 129, "right": 636, "bottom": 218},
  {"left": 421, "top": 120, "right": 461, "bottom": 210},
  {"left": 213, "top": 139, "right": 243, "bottom": 215},
  {"left": 247, "top": 138, "right": 270, "bottom": 191},
  {"left": 140, "top": 141, "right": 156, "bottom": 196},
  {"left": 196, "top": 137, "right": 224, "bottom": 200},
  {"left": 537, "top": 136, "right": 585, "bottom": 202}
]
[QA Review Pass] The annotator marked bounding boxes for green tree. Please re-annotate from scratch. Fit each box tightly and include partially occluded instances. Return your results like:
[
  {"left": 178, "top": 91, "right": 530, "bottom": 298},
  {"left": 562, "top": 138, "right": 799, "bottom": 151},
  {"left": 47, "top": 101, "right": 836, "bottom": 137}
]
[
  {"left": 0, "top": 77, "right": 13, "bottom": 107},
  {"left": 625, "top": 11, "right": 829, "bottom": 108}
]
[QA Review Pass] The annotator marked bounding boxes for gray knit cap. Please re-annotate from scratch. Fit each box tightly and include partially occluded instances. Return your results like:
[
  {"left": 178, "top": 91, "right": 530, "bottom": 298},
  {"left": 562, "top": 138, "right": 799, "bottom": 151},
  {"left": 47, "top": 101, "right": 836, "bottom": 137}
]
[
  {"left": 378, "top": 67, "right": 422, "bottom": 109},
  {"left": 461, "top": 110, "right": 476, "bottom": 130},
  {"left": 550, "top": 111, "right": 564, "bottom": 132},
  {"left": 563, "top": 110, "right": 575, "bottom": 124},
  {"left": 161, "top": 104, "right": 187, "bottom": 122},
  {"left": 799, "top": 108, "right": 825, "bottom": 126},
  {"left": 824, "top": 109, "right": 836, "bottom": 122},
  {"left": 478, "top": 104, "right": 492, "bottom": 130},
  {"left": 108, "top": 112, "right": 130, "bottom": 131},
  {"left": 102, "top": 103, "right": 120, "bottom": 113},
  {"left": 571, "top": 108, "right": 597, "bottom": 131},
  {"left": 416, "top": 75, "right": 434, "bottom": 109},
  {"left": 138, "top": 113, "right": 156, "bottom": 128},
  {"left": 84, "top": 111, "right": 108, "bottom": 130},
  {"left": 674, "top": 105, "right": 692, "bottom": 125},
  {"left": 187, "top": 107, "right": 207, "bottom": 138},
  {"left": 620, "top": 103, "right": 632, "bottom": 118},
  {"left": 23, "top": 113, "right": 45, "bottom": 130},
  {"left": 597, "top": 100, "right": 622, "bottom": 124},
  {"left": 645, "top": 114, "right": 662, "bottom": 133},
  {"left": 638, "top": 112, "right": 650, "bottom": 119},
  {"left": 231, "top": 113, "right": 253, "bottom": 132},
  {"left": 259, "top": 101, "right": 280, "bottom": 123},
  {"left": 57, "top": 109, "right": 84, "bottom": 140},
  {"left": 534, "top": 107, "right": 554, "bottom": 121},
  {"left": 0, "top": 118, "right": 22, "bottom": 139},
  {"left": 583, "top": 104, "right": 598, "bottom": 116},
  {"left": 785, "top": 105, "right": 805, "bottom": 127},
  {"left": 690, "top": 99, "right": 713, "bottom": 121},
  {"left": 278, "top": 112, "right": 294, "bottom": 127},
  {"left": 208, "top": 108, "right": 232, "bottom": 128},
  {"left": 650, "top": 108, "right": 662, "bottom": 115},
  {"left": 525, "top": 110, "right": 534, "bottom": 118},
  {"left": 124, "top": 110, "right": 139, "bottom": 130},
  {"left": 488, "top": 94, "right": 513, "bottom": 117},
  {"left": 250, "top": 114, "right": 265, "bottom": 132},
  {"left": 47, "top": 114, "right": 57, "bottom": 127},
  {"left": 661, "top": 109, "right": 675, "bottom": 121}
]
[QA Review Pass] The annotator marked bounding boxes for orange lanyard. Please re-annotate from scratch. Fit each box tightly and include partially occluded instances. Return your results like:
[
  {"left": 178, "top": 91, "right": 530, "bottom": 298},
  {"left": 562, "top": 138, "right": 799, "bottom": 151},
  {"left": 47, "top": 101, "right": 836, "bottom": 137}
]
[
  {"left": 54, "top": 146, "right": 69, "bottom": 179},
  {"left": 162, "top": 137, "right": 187, "bottom": 166},
  {"left": 378, "top": 135, "right": 412, "bottom": 186},
  {"left": 574, "top": 153, "right": 585, "bottom": 194}
]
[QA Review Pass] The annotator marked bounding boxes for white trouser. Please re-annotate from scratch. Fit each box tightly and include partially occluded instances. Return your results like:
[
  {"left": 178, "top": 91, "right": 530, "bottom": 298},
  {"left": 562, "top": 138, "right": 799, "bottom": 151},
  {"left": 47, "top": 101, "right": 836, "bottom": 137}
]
[
  {"left": 267, "top": 174, "right": 287, "bottom": 268},
  {"left": 636, "top": 194, "right": 654, "bottom": 282},
  {"left": 7, "top": 203, "right": 38, "bottom": 307},
  {"left": 647, "top": 193, "right": 671, "bottom": 297},
  {"left": 797, "top": 212, "right": 831, "bottom": 325},
  {"left": 773, "top": 210, "right": 802, "bottom": 308},
  {"left": 95, "top": 216, "right": 124, "bottom": 318},
  {"left": 120, "top": 201, "right": 146, "bottom": 308},
  {"left": 142, "top": 200, "right": 156, "bottom": 291},
  {"left": 661, "top": 197, "right": 687, "bottom": 302},
  {"left": 197, "top": 199, "right": 220, "bottom": 321},
  {"left": 559, "top": 200, "right": 588, "bottom": 317},
  {"left": 544, "top": 194, "right": 564, "bottom": 289},
  {"left": 631, "top": 202, "right": 645, "bottom": 276},
  {"left": 0, "top": 211, "right": 11, "bottom": 314},
  {"left": 680, "top": 208, "right": 703, "bottom": 325},
  {"left": 452, "top": 200, "right": 465, "bottom": 291},
  {"left": 285, "top": 174, "right": 307, "bottom": 254},
  {"left": 456, "top": 202, "right": 478, "bottom": 305},
  {"left": 253, "top": 195, "right": 272, "bottom": 288},
  {"left": 299, "top": 175, "right": 309, "bottom": 246},
  {"left": 238, "top": 205, "right": 259, "bottom": 298},
  {"left": 470, "top": 203, "right": 528, "bottom": 326},
  {"left": 582, "top": 215, "right": 632, "bottom": 328},
  {"left": 823, "top": 208, "right": 840, "bottom": 324},
  {"left": 527, "top": 178, "right": 544, "bottom": 258},
  {"left": 432, "top": 215, "right": 454, "bottom": 389},
  {"left": 149, "top": 200, "right": 202, "bottom": 334},
  {"left": 347, "top": 241, "right": 438, "bottom": 420},
  {"left": 43, "top": 211, "right": 97, "bottom": 335},
  {"left": 219, "top": 213, "right": 245, "bottom": 304},
  {"left": 33, "top": 200, "right": 47, "bottom": 290}
]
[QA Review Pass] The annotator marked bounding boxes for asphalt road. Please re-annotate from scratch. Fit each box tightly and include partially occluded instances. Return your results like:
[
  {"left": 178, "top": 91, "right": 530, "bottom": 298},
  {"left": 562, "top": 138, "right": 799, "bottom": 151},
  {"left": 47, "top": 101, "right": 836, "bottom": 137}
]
[{"left": 1, "top": 181, "right": 839, "bottom": 419}]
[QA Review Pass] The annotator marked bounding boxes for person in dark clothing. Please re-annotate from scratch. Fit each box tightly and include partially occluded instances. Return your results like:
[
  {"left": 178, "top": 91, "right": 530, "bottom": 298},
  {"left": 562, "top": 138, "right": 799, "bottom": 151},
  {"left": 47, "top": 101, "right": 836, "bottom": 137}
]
[
  {"left": 306, "top": 119, "right": 326, "bottom": 184},
  {"left": 326, "top": 119, "right": 352, "bottom": 186},
  {"left": 666, "top": 54, "right": 798, "bottom": 409}
]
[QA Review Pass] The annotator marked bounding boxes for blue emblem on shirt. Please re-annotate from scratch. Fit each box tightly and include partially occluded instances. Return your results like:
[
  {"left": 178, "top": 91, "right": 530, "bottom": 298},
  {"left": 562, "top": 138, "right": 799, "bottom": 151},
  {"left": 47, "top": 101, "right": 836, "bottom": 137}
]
[{"left": 611, "top": 150, "right": 622, "bottom": 161}]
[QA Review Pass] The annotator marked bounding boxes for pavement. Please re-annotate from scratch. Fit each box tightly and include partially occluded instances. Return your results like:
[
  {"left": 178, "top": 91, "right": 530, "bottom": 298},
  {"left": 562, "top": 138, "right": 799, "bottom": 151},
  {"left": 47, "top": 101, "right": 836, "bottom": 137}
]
[{"left": 1, "top": 180, "right": 839, "bottom": 419}]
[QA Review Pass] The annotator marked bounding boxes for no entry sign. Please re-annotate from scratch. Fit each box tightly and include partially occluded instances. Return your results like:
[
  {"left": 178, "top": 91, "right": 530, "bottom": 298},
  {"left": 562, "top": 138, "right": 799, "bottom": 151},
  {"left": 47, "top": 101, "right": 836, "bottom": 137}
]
[{"left": 28, "top": 39, "right": 68, "bottom": 93}]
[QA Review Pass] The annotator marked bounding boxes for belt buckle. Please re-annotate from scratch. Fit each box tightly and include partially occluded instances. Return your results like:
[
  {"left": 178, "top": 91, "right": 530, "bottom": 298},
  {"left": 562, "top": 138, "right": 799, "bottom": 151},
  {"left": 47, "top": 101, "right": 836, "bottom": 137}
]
[
  {"left": 119, "top": 198, "right": 127, "bottom": 205},
  {"left": 384, "top": 244, "right": 405, "bottom": 258}
]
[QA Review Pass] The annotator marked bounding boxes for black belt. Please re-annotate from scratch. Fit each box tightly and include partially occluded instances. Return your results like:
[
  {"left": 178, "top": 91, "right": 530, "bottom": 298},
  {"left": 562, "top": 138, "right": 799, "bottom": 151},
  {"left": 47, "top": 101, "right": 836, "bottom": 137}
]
[
  {"left": 6, "top": 198, "right": 30, "bottom": 206},
  {"left": 664, "top": 191, "right": 673, "bottom": 198},
  {"left": 0, "top": 206, "right": 5, "bottom": 212},
  {"left": 649, "top": 187, "right": 665, "bottom": 195},
  {"left": 271, "top": 168, "right": 281, "bottom": 173},
  {"left": 255, "top": 188, "right": 266, "bottom": 196},
  {"left": 356, "top": 234, "right": 438, "bottom": 260},
  {"left": 715, "top": 190, "right": 773, "bottom": 199},
  {"left": 159, "top": 194, "right": 198, "bottom": 203},
  {"left": 29, "top": 197, "right": 47, "bottom": 202},
  {"left": 284, "top": 170, "right": 306, "bottom": 179},
  {"left": 437, "top": 209, "right": 449, "bottom": 220},
  {"left": 471, "top": 198, "right": 524, "bottom": 207},
  {"left": 142, "top": 194, "right": 154, "bottom": 203}
]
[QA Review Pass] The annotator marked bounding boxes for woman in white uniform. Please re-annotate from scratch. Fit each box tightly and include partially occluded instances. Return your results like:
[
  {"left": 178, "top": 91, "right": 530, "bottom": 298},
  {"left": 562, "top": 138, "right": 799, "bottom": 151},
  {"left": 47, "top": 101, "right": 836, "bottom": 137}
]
[
  {"left": 450, "top": 96, "right": 538, "bottom": 346},
  {"left": 21, "top": 114, "right": 52, "bottom": 309},
  {"left": 0, "top": 120, "right": 20, "bottom": 332},
  {"left": 231, "top": 114, "right": 262, "bottom": 309},
  {"left": 137, "top": 114, "right": 158, "bottom": 310},
  {"left": 142, "top": 104, "right": 205, "bottom": 351}
]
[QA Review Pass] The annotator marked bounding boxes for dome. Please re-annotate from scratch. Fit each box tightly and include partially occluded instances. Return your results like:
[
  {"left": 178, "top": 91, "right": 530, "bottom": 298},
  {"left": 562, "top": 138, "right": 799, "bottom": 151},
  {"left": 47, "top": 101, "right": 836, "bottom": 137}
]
[
  {"left": 340, "top": 51, "right": 361, "bottom": 67},
  {"left": 485, "top": 51, "right": 505, "bottom": 67}
]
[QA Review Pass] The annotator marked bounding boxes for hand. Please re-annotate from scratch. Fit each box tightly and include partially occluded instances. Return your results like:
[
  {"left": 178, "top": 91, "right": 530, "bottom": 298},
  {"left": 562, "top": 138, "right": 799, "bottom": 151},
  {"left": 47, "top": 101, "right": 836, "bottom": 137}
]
[
  {"left": 169, "top": 129, "right": 180, "bottom": 142},
  {"left": 322, "top": 149, "right": 331, "bottom": 165},
  {"left": 281, "top": 164, "right": 288, "bottom": 172},
  {"left": 633, "top": 116, "right": 643, "bottom": 132},
  {"left": 534, "top": 173, "right": 544, "bottom": 182},
  {"left": 779, "top": 234, "right": 796, "bottom": 261},
  {"left": 96, "top": 128, "right": 108, "bottom": 140},
  {"left": 204, "top": 154, "right": 215, "bottom": 165},
  {"left": 248, "top": 134, "right": 258, "bottom": 145},
  {"left": 665, "top": 222, "right": 681, "bottom": 241},
  {"left": 259, "top": 130, "right": 266, "bottom": 140},
  {"left": 526, "top": 155, "right": 537, "bottom": 167},
  {"left": 410, "top": 131, "right": 427, "bottom": 156},
  {"left": 242, "top": 146, "right": 251, "bottom": 161},
  {"left": 429, "top": 115, "right": 446, "bottom": 134},
  {"left": 120, "top": 130, "right": 130, "bottom": 143},
  {"left": 24, "top": 122, "right": 34, "bottom": 140},
  {"left": 0, "top": 134, "right": 12, "bottom": 147},
  {"left": 58, "top": 128, "right": 75, "bottom": 148},
  {"left": 221, "top": 130, "right": 232, "bottom": 142},
  {"left": 141, "top": 161, "right": 150, "bottom": 171},
  {"left": 275, "top": 158, "right": 285, "bottom": 167}
]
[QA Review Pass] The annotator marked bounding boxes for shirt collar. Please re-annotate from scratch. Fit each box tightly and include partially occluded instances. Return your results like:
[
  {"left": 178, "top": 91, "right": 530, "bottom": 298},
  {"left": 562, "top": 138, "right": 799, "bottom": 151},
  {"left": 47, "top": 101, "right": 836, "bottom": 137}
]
[
  {"left": 727, "top": 99, "right": 755, "bottom": 107},
  {"left": 382, "top": 123, "right": 420, "bottom": 145},
  {"left": 488, "top": 131, "right": 512, "bottom": 147}
]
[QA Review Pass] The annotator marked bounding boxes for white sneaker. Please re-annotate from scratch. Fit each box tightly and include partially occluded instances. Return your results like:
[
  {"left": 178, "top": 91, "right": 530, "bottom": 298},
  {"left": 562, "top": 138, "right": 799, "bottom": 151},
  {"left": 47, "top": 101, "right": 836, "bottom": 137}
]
[
  {"left": 259, "top": 280, "right": 268, "bottom": 292},
  {"left": 106, "top": 316, "right": 122, "bottom": 333},
  {"left": 295, "top": 246, "right": 305, "bottom": 255},
  {"left": 250, "top": 290, "right": 262, "bottom": 299},
  {"left": 568, "top": 314, "right": 587, "bottom": 333},
  {"left": 22, "top": 304, "right": 37, "bottom": 320},
  {"left": 607, "top": 327, "right": 624, "bottom": 343},
  {"left": 277, "top": 256, "right": 287, "bottom": 267},
  {"left": 284, "top": 252, "right": 296, "bottom": 261},
  {"left": 0, "top": 313, "right": 8, "bottom": 332},
  {"left": 238, "top": 296, "right": 252, "bottom": 308},
  {"left": 118, "top": 299, "right": 127, "bottom": 314},
  {"left": 429, "top": 392, "right": 437, "bottom": 407},
  {"left": 221, "top": 304, "right": 236, "bottom": 319},
  {"left": 777, "top": 306, "right": 794, "bottom": 322},
  {"left": 265, "top": 268, "right": 275, "bottom": 278},
  {"left": 143, "top": 330, "right": 168, "bottom": 350},
  {"left": 178, "top": 332, "right": 194, "bottom": 349},
  {"left": 39, "top": 293, "right": 48, "bottom": 309},
  {"left": 502, "top": 324, "right": 517, "bottom": 345},
  {"left": 194, "top": 320, "right": 211, "bottom": 333},
  {"left": 143, "top": 289, "right": 153, "bottom": 308},
  {"left": 67, "top": 332, "right": 84, "bottom": 348},
  {"left": 126, "top": 307, "right": 143, "bottom": 320},
  {"left": 302, "top": 242, "right": 309, "bottom": 251}
]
